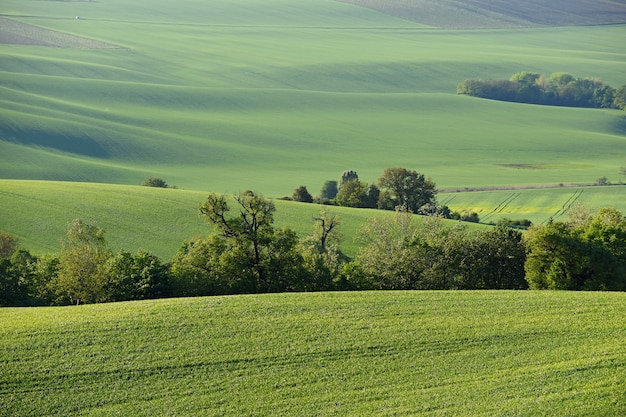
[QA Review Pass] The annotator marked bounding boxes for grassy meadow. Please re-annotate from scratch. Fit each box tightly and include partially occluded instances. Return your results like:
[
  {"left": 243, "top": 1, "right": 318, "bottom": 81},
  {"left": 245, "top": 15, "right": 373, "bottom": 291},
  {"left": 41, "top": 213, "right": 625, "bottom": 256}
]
[
  {"left": 1, "top": 291, "right": 625, "bottom": 416},
  {"left": 0, "top": 179, "right": 401, "bottom": 258},
  {"left": 2, "top": 180, "right": 626, "bottom": 258}
]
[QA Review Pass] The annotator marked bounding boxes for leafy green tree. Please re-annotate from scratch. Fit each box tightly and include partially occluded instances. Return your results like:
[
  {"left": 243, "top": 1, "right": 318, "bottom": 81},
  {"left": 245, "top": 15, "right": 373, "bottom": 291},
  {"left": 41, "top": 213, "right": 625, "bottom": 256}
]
[
  {"left": 0, "top": 249, "right": 39, "bottom": 306},
  {"left": 142, "top": 177, "right": 168, "bottom": 188},
  {"left": 466, "top": 226, "right": 527, "bottom": 289},
  {"left": 106, "top": 250, "right": 171, "bottom": 301},
  {"left": 299, "top": 210, "right": 345, "bottom": 291},
  {"left": 319, "top": 180, "right": 338, "bottom": 200},
  {"left": 523, "top": 208, "right": 626, "bottom": 291},
  {"left": 377, "top": 167, "right": 437, "bottom": 213},
  {"left": 339, "top": 170, "right": 359, "bottom": 189},
  {"left": 335, "top": 179, "right": 371, "bottom": 208},
  {"left": 356, "top": 207, "right": 425, "bottom": 289},
  {"left": 0, "top": 231, "right": 18, "bottom": 260},
  {"left": 413, "top": 217, "right": 469, "bottom": 289},
  {"left": 50, "top": 219, "right": 112, "bottom": 305},
  {"left": 510, "top": 71, "right": 542, "bottom": 103},
  {"left": 581, "top": 208, "right": 626, "bottom": 290},
  {"left": 524, "top": 222, "right": 588, "bottom": 290},
  {"left": 613, "top": 85, "right": 626, "bottom": 110},
  {"left": 292, "top": 185, "right": 313, "bottom": 203},
  {"left": 170, "top": 235, "right": 231, "bottom": 296},
  {"left": 199, "top": 192, "right": 302, "bottom": 293}
]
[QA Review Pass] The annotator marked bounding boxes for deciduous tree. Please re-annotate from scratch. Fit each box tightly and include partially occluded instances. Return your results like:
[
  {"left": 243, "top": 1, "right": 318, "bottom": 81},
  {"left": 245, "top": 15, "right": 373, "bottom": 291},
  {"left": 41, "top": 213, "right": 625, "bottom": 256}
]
[
  {"left": 51, "top": 219, "right": 111, "bottom": 304},
  {"left": 377, "top": 167, "right": 437, "bottom": 213}
]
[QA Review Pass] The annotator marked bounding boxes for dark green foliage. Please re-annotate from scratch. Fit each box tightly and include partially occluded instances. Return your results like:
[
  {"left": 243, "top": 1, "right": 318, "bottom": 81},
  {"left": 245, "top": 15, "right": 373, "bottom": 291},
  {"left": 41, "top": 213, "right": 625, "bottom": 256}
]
[
  {"left": 0, "top": 249, "right": 58, "bottom": 306},
  {"left": 197, "top": 192, "right": 308, "bottom": 294},
  {"left": 613, "top": 85, "right": 626, "bottom": 110},
  {"left": 142, "top": 177, "right": 168, "bottom": 188},
  {"left": 460, "top": 211, "right": 480, "bottom": 223},
  {"left": 299, "top": 210, "right": 346, "bottom": 291},
  {"left": 292, "top": 185, "right": 313, "bottom": 203},
  {"left": 458, "top": 72, "right": 620, "bottom": 109},
  {"left": 319, "top": 180, "right": 338, "bottom": 200},
  {"left": 335, "top": 179, "right": 375, "bottom": 208},
  {"left": 355, "top": 212, "right": 528, "bottom": 290},
  {"left": 496, "top": 218, "right": 532, "bottom": 229},
  {"left": 0, "top": 231, "right": 18, "bottom": 260},
  {"left": 106, "top": 250, "right": 171, "bottom": 301},
  {"left": 525, "top": 208, "right": 626, "bottom": 290},
  {"left": 377, "top": 167, "right": 437, "bottom": 213},
  {"left": 339, "top": 170, "right": 359, "bottom": 188}
]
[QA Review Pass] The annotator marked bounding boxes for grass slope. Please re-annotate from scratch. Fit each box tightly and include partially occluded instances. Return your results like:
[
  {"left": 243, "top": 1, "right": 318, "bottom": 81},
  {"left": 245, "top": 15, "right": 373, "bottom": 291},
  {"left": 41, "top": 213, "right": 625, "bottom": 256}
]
[
  {"left": 2, "top": 180, "right": 626, "bottom": 260},
  {"left": 338, "top": 0, "right": 626, "bottom": 28},
  {"left": 1, "top": 291, "right": 625, "bottom": 416},
  {"left": 1, "top": 0, "right": 625, "bottom": 195},
  {"left": 0, "top": 179, "right": 405, "bottom": 258}
]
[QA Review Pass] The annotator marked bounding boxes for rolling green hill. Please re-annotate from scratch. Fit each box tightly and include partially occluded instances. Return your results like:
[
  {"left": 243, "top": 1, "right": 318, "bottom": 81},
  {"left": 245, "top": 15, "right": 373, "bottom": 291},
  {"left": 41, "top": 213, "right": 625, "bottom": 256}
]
[
  {"left": 2, "top": 180, "right": 625, "bottom": 259},
  {"left": 1, "top": 0, "right": 625, "bottom": 195},
  {"left": 2, "top": 291, "right": 625, "bottom": 416},
  {"left": 0, "top": 179, "right": 401, "bottom": 258},
  {"left": 1, "top": 0, "right": 626, "bottom": 255}
]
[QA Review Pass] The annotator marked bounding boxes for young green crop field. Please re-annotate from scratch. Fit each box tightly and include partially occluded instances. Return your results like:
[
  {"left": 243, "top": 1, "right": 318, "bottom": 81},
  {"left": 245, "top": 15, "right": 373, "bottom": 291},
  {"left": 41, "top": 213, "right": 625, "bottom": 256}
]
[
  {"left": 440, "top": 184, "right": 626, "bottom": 225},
  {"left": 2, "top": 180, "right": 626, "bottom": 259},
  {"left": 1, "top": 0, "right": 625, "bottom": 194},
  {"left": 1, "top": 0, "right": 626, "bottom": 256},
  {"left": 0, "top": 179, "right": 401, "bottom": 258},
  {"left": 1, "top": 291, "right": 624, "bottom": 416}
]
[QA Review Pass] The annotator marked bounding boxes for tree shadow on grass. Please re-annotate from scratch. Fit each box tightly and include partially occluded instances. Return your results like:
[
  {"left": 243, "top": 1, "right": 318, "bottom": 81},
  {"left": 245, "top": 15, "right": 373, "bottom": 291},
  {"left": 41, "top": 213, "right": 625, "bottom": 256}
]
[
  {"left": 0, "top": 126, "right": 110, "bottom": 158},
  {"left": 611, "top": 115, "right": 626, "bottom": 136}
]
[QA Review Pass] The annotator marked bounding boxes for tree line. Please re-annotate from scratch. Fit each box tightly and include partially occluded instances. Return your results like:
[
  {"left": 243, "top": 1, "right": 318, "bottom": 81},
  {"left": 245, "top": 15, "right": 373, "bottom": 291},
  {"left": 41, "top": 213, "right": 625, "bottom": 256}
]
[
  {"left": 2, "top": 170, "right": 626, "bottom": 306},
  {"left": 288, "top": 168, "right": 479, "bottom": 222},
  {"left": 457, "top": 72, "right": 626, "bottom": 111}
]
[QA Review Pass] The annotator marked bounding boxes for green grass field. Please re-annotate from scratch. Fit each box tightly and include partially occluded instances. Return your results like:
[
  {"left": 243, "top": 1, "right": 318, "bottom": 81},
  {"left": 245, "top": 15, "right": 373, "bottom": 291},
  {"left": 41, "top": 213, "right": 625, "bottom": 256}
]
[
  {"left": 2, "top": 180, "right": 626, "bottom": 259},
  {"left": 0, "top": 179, "right": 401, "bottom": 258},
  {"left": 1, "top": 0, "right": 625, "bottom": 194},
  {"left": 440, "top": 185, "right": 626, "bottom": 225},
  {"left": 1, "top": 291, "right": 624, "bottom": 416}
]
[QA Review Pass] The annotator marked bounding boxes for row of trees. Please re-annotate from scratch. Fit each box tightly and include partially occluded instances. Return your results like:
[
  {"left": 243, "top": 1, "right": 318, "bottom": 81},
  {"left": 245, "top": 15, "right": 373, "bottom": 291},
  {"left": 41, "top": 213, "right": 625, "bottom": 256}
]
[
  {"left": 457, "top": 72, "right": 626, "bottom": 110},
  {"left": 2, "top": 177, "right": 625, "bottom": 306},
  {"left": 290, "top": 168, "right": 478, "bottom": 221}
]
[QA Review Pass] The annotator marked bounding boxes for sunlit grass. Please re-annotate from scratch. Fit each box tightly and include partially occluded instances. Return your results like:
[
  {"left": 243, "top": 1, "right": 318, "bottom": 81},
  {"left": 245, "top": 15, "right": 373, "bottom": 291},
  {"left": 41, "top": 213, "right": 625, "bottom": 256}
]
[{"left": 1, "top": 291, "right": 624, "bottom": 416}]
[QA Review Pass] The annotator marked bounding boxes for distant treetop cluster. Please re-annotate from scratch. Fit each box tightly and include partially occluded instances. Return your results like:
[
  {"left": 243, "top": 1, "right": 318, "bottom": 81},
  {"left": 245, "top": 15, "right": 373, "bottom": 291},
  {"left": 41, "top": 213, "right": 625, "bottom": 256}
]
[{"left": 458, "top": 72, "right": 626, "bottom": 111}]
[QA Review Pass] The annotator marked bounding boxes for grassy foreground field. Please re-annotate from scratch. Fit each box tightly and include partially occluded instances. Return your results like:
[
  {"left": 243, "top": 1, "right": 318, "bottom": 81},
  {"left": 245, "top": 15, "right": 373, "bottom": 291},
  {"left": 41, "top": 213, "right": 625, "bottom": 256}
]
[{"left": 1, "top": 291, "right": 624, "bottom": 416}]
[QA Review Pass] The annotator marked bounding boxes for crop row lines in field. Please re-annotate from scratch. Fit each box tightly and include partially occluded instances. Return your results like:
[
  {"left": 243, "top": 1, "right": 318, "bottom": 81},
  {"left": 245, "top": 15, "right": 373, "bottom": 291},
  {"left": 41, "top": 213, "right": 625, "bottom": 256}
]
[
  {"left": 542, "top": 189, "right": 584, "bottom": 224},
  {"left": 479, "top": 193, "right": 520, "bottom": 223}
]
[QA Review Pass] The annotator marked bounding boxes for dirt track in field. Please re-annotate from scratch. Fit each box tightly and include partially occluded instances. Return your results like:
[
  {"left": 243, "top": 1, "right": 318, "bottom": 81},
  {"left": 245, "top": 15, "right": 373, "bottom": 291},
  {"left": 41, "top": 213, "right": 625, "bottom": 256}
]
[
  {"left": 0, "top": 17, "right": 124, "bottom": 48},
  {"left": 336, "top": 0, "right": 626, "bottom": 28}
]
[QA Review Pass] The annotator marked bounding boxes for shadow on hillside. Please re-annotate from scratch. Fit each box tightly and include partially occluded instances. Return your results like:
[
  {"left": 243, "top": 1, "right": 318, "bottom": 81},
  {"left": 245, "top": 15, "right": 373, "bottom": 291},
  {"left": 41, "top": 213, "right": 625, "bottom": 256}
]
[
  {"left": 0, "top": 127, "right": 110, "bottom": 158},
  {"left": 611, "top": 116, "right": 626, "bottom": 137}
]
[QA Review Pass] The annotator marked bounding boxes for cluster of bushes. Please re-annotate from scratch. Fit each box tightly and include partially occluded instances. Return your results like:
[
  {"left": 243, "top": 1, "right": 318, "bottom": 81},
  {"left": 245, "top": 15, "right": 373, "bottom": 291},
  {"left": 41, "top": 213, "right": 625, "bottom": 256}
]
[
  {"left": 2, "top": 189, "right": 625, "bottom": 306},
  {"left": 457, "top": 72, "right": 626, "bottom": 110},
  {"left": 287, "top": 167, "right": 478, "bottom": 222}
]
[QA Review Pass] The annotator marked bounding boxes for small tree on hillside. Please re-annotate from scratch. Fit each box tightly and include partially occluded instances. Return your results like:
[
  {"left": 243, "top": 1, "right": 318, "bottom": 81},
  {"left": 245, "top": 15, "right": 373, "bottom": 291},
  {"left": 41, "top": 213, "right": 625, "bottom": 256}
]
[
  {"left": 377, "top": 167, "right": 437, "bottom": 213},
  {"left": 142, "top": 177, "right": 168, "bottom": 188},
  {"left": 339, "top": 170, "right": 359, "bottom": 189},
  {"left": 319, "top": 180, "right": 338, "bottom": 200},
  {"left": 0, "top": 231, "right": 18, "bottom": 260},
  {"left": 292, "top": 185, "right": 313, "bottom": 203}
]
